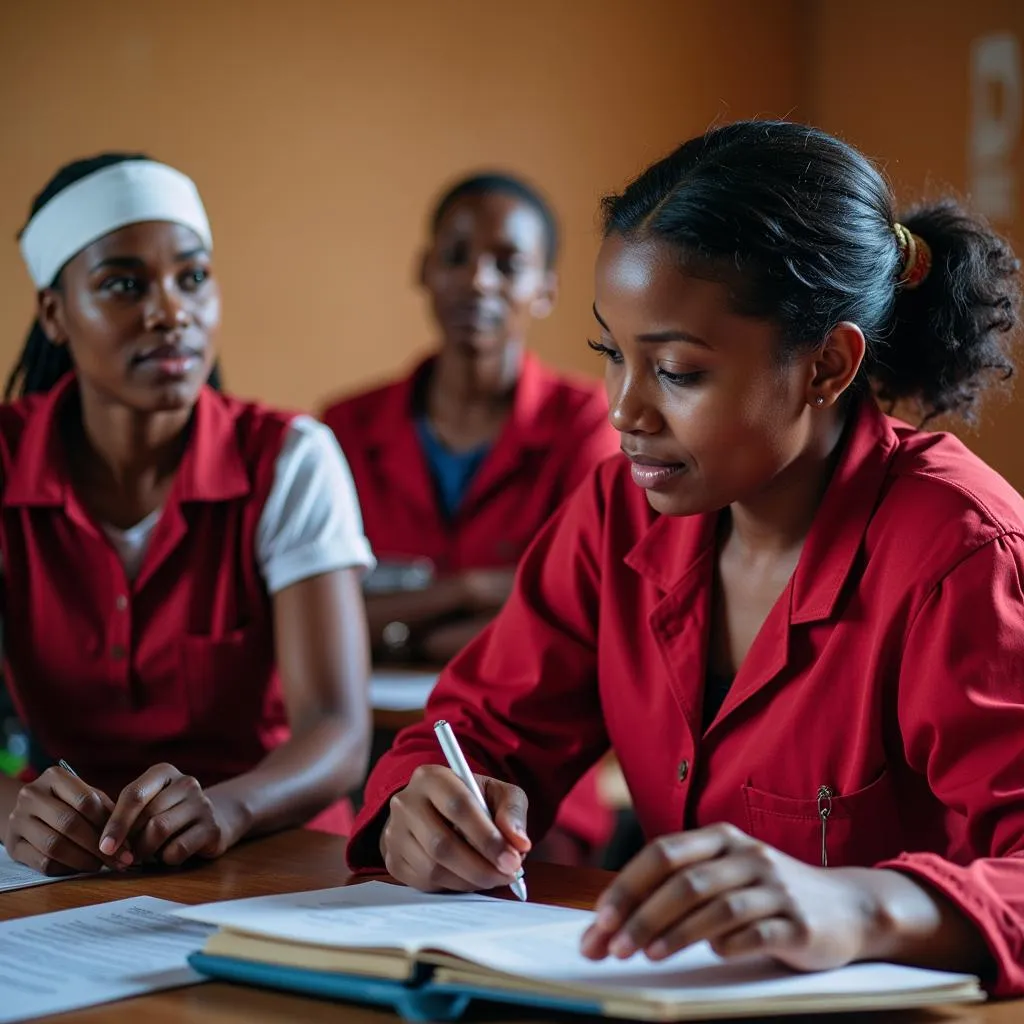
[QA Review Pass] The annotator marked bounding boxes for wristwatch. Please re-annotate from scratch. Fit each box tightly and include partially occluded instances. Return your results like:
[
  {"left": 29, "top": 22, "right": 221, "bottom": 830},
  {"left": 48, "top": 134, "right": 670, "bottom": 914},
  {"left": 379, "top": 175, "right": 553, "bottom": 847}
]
[{"left": 381, "top": 620, "right": 412, "bottom": 657}]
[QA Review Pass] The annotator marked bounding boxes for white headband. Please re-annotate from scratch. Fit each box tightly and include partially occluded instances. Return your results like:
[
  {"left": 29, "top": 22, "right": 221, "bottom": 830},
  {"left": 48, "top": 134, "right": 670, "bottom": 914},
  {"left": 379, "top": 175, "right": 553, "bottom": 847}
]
[{"left": 19, "top": 160, "right": 213, "bottom": 288}]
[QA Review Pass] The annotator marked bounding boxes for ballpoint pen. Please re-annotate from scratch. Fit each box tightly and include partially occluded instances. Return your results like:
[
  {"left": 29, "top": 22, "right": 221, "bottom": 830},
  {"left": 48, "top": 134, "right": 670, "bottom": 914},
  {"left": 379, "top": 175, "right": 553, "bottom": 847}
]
[{"left": 433, "top": 719, "right": 527, "bottom": 901}]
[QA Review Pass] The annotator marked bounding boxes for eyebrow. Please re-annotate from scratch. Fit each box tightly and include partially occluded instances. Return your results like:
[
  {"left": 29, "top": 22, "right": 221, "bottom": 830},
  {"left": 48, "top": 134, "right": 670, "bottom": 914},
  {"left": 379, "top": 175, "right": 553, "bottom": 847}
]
[
  {"left": 89, "top": 256, "right": 144, "bottom": 273},
  {"left": 592, "top": 304, "right": 711, "bottom": 348},
  {"left": 439, "top": 232, "right": 529, "bottom": 255},
  {"left": 88, "top": 247, "right": 208, "bottom": 274}
]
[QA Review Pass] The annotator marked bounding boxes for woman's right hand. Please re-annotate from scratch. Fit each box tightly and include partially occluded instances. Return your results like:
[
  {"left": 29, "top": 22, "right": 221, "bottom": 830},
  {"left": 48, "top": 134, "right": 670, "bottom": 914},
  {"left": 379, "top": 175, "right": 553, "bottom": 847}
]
[
  {"left": 381, "top": 764, "right": 531, "bottom": 892},
  {"left": 2, "top": 767, "right": 127, "bottom": 875}
]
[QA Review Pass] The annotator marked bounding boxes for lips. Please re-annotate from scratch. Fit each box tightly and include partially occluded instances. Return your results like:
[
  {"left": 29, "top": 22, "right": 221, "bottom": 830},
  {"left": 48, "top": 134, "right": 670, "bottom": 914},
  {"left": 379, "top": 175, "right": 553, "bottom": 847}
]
[
  {"left": 138, "top": 349, "right": 189, "bottom": 364},
  {"left": 622, "top": 449, "right": 687, "bottom": 490},
  {"left": 132, "top": 340, "right": 203, "bottom": 379},
  {"left": 447, "top": 302, "right": 505, "bottom": 331},
  {"left": 134, "top": 339, "right": 201, "bottom": 363}
]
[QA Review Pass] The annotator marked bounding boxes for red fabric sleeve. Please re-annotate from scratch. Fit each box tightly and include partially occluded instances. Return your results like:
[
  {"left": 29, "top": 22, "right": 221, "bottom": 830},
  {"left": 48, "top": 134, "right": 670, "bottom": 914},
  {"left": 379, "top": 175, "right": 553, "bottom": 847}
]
[
  {"left": 346, "top": 465, "right": 611, "bottom": 870},
  {"left": 551, "top": 390, "right": 620, "bottom": 504},
  {"left": 877, "top": 534, "right": 1024, "bottom": 996}
]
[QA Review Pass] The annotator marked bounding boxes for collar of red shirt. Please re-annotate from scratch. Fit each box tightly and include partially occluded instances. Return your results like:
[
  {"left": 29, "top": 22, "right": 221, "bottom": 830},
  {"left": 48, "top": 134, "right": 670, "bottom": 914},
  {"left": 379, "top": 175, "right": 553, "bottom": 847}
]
[
  {"left": 624, "top": 398, "right": 900, "bottom": 626},
  {"left": 3, "top": 372, "right": 252, "bottom": 509},
  {"left": 359, "top": 349, "right": 555, "bottom": 450}
]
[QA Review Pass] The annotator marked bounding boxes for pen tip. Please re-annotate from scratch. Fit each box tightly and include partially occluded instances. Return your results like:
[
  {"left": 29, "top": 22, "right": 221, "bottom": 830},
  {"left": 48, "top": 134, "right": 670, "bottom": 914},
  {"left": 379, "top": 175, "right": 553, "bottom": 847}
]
[{"left": 512, "top": 879, "right": 528, "bottom": 902}]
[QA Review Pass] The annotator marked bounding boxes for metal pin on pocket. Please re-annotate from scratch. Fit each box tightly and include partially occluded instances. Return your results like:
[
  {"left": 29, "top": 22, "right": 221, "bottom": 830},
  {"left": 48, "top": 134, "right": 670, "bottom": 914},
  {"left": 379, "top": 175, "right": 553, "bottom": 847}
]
[{"left": 817, "top": 785, "right": 833, "bottom": 868}]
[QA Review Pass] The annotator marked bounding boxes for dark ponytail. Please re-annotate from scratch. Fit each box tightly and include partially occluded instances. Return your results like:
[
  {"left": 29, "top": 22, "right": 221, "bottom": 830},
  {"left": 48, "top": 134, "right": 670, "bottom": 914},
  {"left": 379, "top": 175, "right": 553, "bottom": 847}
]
[
  {"left": 876, "top": 200, "right": 1019, "bottom": 421},
  {"left": 9, "top": 152, "right": 225, "bottom": 401},
  {"left": 602, "top": 120, "right": 1020, "bottom": 424}
]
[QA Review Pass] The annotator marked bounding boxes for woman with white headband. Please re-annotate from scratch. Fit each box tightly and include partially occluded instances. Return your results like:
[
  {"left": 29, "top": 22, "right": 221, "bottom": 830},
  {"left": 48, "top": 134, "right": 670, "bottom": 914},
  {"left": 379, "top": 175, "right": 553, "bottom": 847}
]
[{"left": 0, "top": 153, "right": 374, "bottom": 875}]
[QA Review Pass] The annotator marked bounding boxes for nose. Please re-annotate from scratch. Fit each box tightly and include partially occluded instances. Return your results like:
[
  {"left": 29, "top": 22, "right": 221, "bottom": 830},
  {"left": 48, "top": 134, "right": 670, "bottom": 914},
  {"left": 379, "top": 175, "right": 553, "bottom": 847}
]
[
  {"left": 143, "top": 280, "right": 190, "bottom": 332},
  {"left": 608, "top": 371, "right": 664, "bottom": 436},
  {"left": 470, "top": 255, "right": 502, "bottom": 295}
]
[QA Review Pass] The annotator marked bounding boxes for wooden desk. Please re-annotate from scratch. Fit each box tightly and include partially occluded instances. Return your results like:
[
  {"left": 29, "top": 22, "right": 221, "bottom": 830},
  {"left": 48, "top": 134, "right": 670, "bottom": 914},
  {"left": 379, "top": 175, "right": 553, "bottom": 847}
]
[
  {"left": 370, "top": 667, "right": 436, "bottom": 732},
  {"left": 1, "top": 830, "right": 1018, "bottom": 1023},
  {"left": 373, "top": 708, "right": 423, "bottom": 732}
]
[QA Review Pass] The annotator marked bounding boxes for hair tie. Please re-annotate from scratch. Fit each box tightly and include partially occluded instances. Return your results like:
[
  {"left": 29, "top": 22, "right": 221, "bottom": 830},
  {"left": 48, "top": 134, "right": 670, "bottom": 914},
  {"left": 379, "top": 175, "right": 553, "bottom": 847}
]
[{"left": 893, "top": 222, "right": 932, "bottom": 290}]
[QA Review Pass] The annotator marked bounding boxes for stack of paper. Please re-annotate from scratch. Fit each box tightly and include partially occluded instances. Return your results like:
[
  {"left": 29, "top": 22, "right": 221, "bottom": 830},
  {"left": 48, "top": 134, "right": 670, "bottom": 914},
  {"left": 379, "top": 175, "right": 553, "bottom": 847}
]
[
  {"left": 0, "top": 846, "right": 77, "bottom": 893},
  {"left": 369, "top": 669, "right": 437, "bottom": 711},
  {"left": 0, "top": 896, "right": 214, "bottom": 1023}
]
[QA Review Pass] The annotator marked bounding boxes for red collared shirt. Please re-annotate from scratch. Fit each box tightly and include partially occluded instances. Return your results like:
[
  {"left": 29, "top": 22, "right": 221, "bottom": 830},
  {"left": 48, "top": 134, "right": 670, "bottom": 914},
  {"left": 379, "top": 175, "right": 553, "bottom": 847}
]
[
  {"left": 322, "top": 352, "right": 620, "bottom": 574},
  {"left": 0, "top": 375, "right": 362, "bottom": 820},
  {"left": 324, "top": 351, "right": 621, "bottom": 846},
  {"left": 350, "top": 399, "right": 1024, "bottom": 995}
]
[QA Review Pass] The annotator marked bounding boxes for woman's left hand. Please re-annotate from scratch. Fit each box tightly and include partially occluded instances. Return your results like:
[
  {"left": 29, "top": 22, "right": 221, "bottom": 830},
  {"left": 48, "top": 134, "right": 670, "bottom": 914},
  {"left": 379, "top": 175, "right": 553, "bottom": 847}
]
[
  {"left": 99, "top": 763, "right": 238, "bottom": 867},
  {"left": 581, "top": 823, "right": 879, "bottom": 972}
]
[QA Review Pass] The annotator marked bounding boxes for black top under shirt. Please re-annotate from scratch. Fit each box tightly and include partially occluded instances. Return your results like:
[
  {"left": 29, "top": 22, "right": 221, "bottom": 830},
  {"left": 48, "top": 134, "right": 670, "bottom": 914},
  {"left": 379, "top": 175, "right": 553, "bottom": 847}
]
[
  {"left": 704, "top": 520, "right": 738, "bottom": 731},
  {"left": 703, "top": 670, "right": 734, "bottom": 732}
]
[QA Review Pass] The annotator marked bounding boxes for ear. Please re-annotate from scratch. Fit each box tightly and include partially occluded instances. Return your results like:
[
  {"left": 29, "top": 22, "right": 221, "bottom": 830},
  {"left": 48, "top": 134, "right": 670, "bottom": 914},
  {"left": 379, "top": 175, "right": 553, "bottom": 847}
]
[
  {"left": 806, "top": 321, "right": 865, "bottom": 408},
  {"left": 529, "top": 269, "right": 558, "bottom": 320},
  {"left": 37, "top": 289, "right": 69, "bottom": 347}
]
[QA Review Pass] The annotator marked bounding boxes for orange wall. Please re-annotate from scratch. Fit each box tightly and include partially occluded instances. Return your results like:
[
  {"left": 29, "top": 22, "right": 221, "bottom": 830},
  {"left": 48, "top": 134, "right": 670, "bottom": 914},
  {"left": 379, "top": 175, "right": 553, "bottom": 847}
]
[
  {"left": 12, "top": 4, "right": 1015, "bottom": 483},
  {"left": 806, "top": 0, "right": 1024, "bottom": 486},
  {"left": 0, "top": 0, "right": 801, "bottom": 413}
]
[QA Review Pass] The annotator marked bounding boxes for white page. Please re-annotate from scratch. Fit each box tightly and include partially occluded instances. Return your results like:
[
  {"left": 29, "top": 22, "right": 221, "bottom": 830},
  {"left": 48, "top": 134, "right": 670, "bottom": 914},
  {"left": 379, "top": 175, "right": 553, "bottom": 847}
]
[
  {"left": 369, "top": 670, "right": 437, "bottom": 711},
  {"left": 0, "top": 845, "right": 80, "bottom": 893},
  {"left": 176, "top": 880, "right": 587, "bottom": 951},
  {"left": 434, "top": 918, "right": 979, "bottom": 1005},
  {"left": 0, "top": 896, "right": 215, "bottom": 1023}
]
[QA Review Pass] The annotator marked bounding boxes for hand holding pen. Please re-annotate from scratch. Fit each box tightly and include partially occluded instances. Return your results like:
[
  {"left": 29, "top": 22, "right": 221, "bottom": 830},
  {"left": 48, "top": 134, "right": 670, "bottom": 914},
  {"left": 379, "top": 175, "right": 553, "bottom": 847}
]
[
  {"left": 379, "top": 721, "right": 532, "bottom": 897},
  {"left": 433, "top": 720, "right": 527, "bottom": 900},
  {"left": 1, "top": 759, "right": 126, "bottom": 876}
]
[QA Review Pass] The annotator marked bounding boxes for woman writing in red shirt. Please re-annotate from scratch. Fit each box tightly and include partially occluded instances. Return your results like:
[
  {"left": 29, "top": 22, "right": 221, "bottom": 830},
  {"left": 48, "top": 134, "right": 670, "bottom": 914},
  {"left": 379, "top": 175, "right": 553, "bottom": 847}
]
[
  {"left": 0, "top": 154, "right": 373, "bottom": 874},
  {"left": 348, "top": 121, "right": 1024, "bottom": 993}
]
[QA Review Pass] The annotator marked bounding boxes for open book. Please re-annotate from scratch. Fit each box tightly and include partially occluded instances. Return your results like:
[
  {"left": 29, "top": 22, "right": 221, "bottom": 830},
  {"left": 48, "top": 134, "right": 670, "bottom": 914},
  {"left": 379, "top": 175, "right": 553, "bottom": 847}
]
[{"left": 176, "top": 881, "right": 983, "bottom": 1021}]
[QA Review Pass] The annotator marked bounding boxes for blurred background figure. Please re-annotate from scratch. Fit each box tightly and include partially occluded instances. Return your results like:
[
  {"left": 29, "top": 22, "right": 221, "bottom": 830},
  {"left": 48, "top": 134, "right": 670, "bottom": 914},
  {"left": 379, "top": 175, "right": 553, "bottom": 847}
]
[{"left": 323, "top": 173, "right": 616, "bottom": 665}]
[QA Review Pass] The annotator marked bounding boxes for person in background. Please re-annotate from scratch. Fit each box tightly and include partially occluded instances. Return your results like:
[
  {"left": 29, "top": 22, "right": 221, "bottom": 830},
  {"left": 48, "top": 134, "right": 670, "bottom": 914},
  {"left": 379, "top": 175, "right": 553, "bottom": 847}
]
[
  {"left": 0, "top": 153, "right": 373, "bottom": 876},
  {"left": 323, "top": 172, "right": 620, "bottom": 864},
  {"left": 346, "top": 121, "right": 1024, "bottom": 996}
]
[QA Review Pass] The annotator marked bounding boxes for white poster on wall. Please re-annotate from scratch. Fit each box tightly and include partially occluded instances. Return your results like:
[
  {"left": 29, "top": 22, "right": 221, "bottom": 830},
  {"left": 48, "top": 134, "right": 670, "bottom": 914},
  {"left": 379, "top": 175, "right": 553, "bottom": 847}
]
[{"left": 969, "top": 32, "right": 1021, "bottom": 222}]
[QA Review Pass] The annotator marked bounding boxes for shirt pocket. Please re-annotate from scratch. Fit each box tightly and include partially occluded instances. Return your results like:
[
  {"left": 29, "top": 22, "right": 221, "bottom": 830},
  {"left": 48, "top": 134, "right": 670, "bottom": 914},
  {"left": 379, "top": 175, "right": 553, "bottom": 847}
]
[
  {"left": 180, "top": 627, "right": 269, "bottom": 737},
  {"left": 741, "top": 770, "right": 902, "bottom": 868}
]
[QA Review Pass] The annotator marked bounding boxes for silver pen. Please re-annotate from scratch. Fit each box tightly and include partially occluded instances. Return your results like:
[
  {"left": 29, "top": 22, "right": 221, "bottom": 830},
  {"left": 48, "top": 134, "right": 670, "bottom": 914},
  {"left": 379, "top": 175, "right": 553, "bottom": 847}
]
[
  {"left": 433, "top": 719, "right": 528, "bottom": 901},
  {"left": 58, "top": 759, "right": 79, "bottom": 777}
]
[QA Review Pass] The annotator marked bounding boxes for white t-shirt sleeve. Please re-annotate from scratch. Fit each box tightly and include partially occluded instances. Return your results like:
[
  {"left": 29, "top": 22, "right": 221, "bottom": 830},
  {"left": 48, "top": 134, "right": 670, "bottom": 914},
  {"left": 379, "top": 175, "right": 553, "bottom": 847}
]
[{"left": 256, "top": 415, "right": 375, "bottom": 595}]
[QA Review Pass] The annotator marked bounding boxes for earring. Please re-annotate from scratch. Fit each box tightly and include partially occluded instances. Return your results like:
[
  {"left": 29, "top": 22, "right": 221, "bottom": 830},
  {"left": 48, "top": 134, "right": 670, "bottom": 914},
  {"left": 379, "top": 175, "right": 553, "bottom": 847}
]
[{"left": 814, "top": 396, "right": 825, "bottom": 406}]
